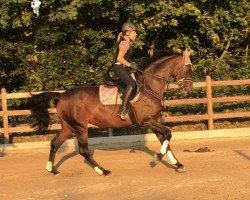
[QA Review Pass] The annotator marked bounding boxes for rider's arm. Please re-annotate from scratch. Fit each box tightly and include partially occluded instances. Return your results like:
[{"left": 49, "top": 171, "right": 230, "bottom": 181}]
[{"left": 116, "top": 41, "right": 131, "bottom": 67}]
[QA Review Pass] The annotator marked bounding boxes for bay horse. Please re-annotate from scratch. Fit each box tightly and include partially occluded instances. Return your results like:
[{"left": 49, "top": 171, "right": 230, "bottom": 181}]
[{"left": 28, "top": 49, "right": 193, "bottom": 175}]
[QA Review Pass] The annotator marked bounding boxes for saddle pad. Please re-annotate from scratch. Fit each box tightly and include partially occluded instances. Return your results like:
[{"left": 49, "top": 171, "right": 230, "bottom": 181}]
[{"left": 99, "top": 85, "right": 140, "bottom": 105}]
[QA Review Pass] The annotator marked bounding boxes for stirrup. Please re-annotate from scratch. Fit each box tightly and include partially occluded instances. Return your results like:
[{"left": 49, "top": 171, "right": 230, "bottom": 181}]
[
  {"left": 118, "top": 109, "right": 128, "bottom": 121},
  {"left": 118, "top": 113, "right": 128, "bottom": 121}
]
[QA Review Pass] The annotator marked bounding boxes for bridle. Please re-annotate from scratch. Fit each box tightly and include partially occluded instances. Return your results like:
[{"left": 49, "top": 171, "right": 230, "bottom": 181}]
[
  {"left": 177, "top": 77, "right": 193, "bottom": 89},
  {"left": 134, "top": 63, "right": 193, "bottom": 100},
  {"left": 135, "top": 69, "right": 168, "bottom": 100}
]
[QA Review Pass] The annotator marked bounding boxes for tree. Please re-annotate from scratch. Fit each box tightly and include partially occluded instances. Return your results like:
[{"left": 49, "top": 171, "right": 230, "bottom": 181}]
[{"left": 0, "top": 0, "right": 249, "bottom": 93}]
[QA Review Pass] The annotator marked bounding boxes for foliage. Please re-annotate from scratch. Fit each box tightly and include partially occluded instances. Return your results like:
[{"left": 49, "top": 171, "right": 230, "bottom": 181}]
[{"left": 0, "top": 0, "right": 249, "bottom": 93}]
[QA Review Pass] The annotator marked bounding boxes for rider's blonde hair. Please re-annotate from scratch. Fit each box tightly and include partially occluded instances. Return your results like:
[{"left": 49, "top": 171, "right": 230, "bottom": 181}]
[{"left": 116, "top": 32, "right": 123, "bottom": 43}]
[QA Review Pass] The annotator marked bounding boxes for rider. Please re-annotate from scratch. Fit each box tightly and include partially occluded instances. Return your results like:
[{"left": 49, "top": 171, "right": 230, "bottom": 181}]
[{"left": 113, "top": 22, "right": 138, "bottom": 120}]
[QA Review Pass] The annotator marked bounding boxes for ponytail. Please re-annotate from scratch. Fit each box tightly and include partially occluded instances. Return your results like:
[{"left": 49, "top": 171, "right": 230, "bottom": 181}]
[{"left": 116, "top": 32, "right": 124, "bottom": 43}]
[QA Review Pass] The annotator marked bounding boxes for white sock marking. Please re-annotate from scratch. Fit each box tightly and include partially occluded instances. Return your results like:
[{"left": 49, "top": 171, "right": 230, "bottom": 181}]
[
  {"left": 46, "top": 161, "right": 53, "bottom": 172},
  {"left": 160, "top": 140, "right": 169, "bottom": 155},
  {"left": 167, "top": 150, "right": 177, "bottom": 164},
  {"left": 94, "top": 167, "right": 103, "bottom": 175}
]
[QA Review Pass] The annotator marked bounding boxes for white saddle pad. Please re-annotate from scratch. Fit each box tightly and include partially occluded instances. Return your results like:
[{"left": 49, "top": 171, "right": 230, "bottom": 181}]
[{"left": 99, "top": 85, "right": 140, "bottom": 105}]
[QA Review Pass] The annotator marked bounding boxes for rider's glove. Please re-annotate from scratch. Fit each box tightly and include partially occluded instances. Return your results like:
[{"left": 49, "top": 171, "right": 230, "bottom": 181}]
[{"left": 130, "top": 64, "right": 137, "bottom": 70}]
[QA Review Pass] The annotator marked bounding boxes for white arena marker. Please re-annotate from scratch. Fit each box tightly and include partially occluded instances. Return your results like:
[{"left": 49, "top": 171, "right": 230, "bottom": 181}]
[{"left": 160, "top": 140, "right": 169, "bottom": 155}]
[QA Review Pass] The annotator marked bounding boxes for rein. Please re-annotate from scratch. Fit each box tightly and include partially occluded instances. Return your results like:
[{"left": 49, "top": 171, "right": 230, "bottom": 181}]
[
  {"left": 134, "top": 68, "right": 167, "bottom": 100},
  {"left": 133, "top": 68, "right": 169, "bottom": 82},
  {"left": 139, "top": 80, "right": 164, "bottom": 100},
  {"left": 133, "top": 65, "right": 192, "bottom": 100},
  {"left": 132, "top": 49, "right": 193, "bottom": 101}
]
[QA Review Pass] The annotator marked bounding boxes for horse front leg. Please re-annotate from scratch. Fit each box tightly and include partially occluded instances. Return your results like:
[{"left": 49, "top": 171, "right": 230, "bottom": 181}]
[
  {"left": 77, "top": 128, "right": 111, "bottom": 176},
  {"left": 144, "top": 119, "right": 185, "bottom": 172}
]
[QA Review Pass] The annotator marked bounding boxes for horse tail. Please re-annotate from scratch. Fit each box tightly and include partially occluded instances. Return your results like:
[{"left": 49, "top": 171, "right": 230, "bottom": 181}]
[{"left": 28, "top": 92, "right": 61, "bottom": 133}]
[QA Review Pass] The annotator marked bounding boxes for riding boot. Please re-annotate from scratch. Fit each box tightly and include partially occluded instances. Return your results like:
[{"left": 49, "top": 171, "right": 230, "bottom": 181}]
[{"left": 118, "top": 85, "right": 134, "bottom": 120}]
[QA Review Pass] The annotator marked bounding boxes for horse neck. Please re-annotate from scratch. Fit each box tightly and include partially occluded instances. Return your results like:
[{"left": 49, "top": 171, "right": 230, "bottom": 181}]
[{"left": 141, "top": 55, "right": 183, "bottom": 96}]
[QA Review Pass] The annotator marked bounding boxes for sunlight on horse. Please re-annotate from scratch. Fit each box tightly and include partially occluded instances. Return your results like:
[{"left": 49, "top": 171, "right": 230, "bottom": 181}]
[{"left": 28, "top": 49, "right": 193, "bottom": 175}]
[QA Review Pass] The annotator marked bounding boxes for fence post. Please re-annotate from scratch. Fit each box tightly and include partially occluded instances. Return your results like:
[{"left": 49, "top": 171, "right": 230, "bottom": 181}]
[
  {"left": 1, "top": 88, "right": 9, "bottom": 143},
  {"left": 206, "top": 76, "right": 214, "bottom": 130}
]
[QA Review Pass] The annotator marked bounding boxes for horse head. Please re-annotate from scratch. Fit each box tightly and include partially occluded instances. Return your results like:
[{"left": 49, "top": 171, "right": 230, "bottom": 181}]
[
  {"left": 139, "top": 48, "right": 194, "bottom": 99},
  {"left": 174, "top": 49, "right": 194, "bottom": 96}
]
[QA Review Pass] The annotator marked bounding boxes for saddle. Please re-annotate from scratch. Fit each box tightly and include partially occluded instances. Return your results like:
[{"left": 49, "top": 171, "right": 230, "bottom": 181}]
[{"left": 99, "top": 73, "right": 140, "bottom": 105}]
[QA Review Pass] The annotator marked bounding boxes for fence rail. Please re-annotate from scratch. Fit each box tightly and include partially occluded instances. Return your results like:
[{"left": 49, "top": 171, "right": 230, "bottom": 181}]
[{"left": 1, "top": 76, "right": 250, "bottom": 143}]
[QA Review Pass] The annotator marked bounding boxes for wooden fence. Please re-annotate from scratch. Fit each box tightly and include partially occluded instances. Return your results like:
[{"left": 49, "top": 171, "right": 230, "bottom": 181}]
[{"left": 1, "top": 75, "right": 250, "bottom": 143}]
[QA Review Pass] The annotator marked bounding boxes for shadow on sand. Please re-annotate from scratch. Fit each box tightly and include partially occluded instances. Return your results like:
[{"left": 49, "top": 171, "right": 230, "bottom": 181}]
[
  {"left": 234, "top": 150, "right": 250, "bottom": 161},
  {"left": 0, "top": 145, "right": 7, "bottom": 157},
  {"left": 53, "top": 136, "right": 177, "bottom": 173}
]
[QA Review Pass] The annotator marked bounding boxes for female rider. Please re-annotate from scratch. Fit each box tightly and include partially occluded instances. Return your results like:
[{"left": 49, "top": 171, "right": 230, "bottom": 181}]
[{"left": 113, "top": 22, "right": 138, "bottom": 120}]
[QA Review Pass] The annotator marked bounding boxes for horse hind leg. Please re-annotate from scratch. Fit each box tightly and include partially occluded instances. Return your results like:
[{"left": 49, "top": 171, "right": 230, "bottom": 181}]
[
  {"left": 76, "top": 128, "right": 111, "bottom": 176},
  {"left": 46, "top": 121, "right": 72, "bottom": 174}
]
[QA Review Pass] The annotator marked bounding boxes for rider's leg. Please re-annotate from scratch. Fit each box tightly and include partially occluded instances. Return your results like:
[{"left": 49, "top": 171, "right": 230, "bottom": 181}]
[
  {"left": 118, "top": 85, "right": 134, "bottom": 120},
  {"left": 113, "top": 64, "right": 136, "bottom": 120}
]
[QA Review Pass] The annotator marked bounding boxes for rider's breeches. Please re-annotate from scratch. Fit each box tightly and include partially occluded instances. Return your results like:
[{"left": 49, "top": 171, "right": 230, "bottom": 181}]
[{"left": 112, "top": 64, "right": 137, "bottom": 90}]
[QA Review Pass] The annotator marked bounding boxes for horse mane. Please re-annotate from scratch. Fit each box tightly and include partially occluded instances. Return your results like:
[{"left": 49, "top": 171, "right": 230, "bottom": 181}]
[{"left": 140, "top": 51, "right": 182, "bottom": 69}]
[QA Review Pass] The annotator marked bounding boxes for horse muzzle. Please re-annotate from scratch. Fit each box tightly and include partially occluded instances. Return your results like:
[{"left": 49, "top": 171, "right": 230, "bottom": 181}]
[{"left": 177, "top": 78, "right": 193, "bottom": 96}]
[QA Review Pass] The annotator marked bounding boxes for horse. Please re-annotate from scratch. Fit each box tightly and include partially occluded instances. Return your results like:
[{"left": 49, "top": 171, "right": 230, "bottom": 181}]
[{"left": 28, "top": 49, "right": 193, "bottom": 176}]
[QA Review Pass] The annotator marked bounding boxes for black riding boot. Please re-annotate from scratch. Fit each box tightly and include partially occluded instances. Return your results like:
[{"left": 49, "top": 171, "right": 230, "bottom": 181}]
[{"left": 118, "top": 85, "right": 134, "bottom": 120}]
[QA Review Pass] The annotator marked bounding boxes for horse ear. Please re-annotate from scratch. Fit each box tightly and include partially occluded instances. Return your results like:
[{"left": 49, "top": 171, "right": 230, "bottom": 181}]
[{"left": 183, "top": 48, "right": 192, "bottom": 67}]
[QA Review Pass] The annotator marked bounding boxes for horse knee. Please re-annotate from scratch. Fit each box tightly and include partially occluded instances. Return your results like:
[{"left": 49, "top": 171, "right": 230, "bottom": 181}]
[
  {"left": 166, "top": 132, "right": 172, "bottom": 140},
  {"left": 80, "top": 150, "right": 91, "bottom": 161},
  {"left": 163, "top": 128, "right": 172, "bottom": 141},
  {"left": 78, "top": 143, "right": 90, "bottom": 159}
]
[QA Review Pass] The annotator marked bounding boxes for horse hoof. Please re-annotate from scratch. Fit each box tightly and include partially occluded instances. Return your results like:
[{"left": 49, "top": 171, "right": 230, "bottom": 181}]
[
  {"left": 150, "top": 161, "right": 157, "bottom": 168},
  {"left": 52, "top": 168, "right": 60, "bottom": 175},
  {"left": 153, "top": 153, "right": 163, "bottom": 162},
  {"left": 176, "top": 165, "right": 186, "bottom": 173},
  {"left": 103, "top": 170, "right": 111, "bottom": 176},
  {"left": 94, "top": 166, "right": 111, "bottom": 176},
  {"left": 46, "top": 161, "right": 60, "bottom": 175}
]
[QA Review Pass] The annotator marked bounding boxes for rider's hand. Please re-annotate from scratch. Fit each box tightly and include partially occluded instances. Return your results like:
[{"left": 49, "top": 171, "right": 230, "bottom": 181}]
[{"left": 129, "top": 64, "right": 137, "bottom": 70}]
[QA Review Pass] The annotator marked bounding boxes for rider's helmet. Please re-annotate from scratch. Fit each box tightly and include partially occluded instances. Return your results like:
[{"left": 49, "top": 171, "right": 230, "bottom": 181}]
[{"left": 122, "top": 22, "right": 137, "bottom": 33}]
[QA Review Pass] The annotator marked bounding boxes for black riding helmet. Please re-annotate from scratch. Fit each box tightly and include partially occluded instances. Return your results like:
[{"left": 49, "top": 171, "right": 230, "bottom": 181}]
[{"left": 122, "top": 22, "right": 137, "bottom": 33}]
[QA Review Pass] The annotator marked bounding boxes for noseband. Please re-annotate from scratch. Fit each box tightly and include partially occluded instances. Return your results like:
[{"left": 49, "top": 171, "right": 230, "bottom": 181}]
[
  {"left": 177, "top": 77, "right": 193, "bottom": 89},
  {"left": 137, "top": 70, "right": 192, "bottom": 100}
]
